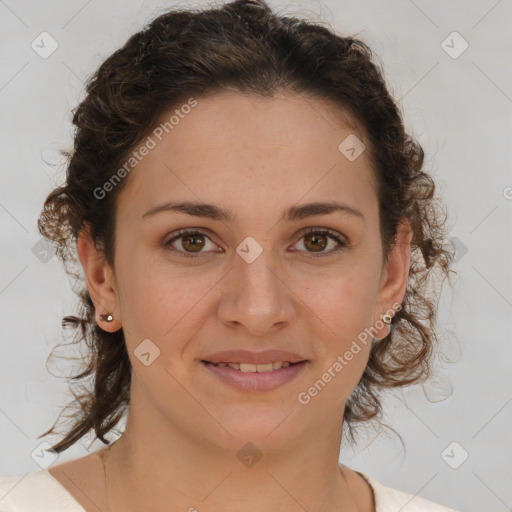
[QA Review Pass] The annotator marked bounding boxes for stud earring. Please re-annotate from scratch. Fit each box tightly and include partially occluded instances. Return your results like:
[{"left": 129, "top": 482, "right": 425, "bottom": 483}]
[
  {"left": 372, "top": 311, "right": 394, "bottom": 343},
  {"left": 99, "top": 313, "right": 114, "bottom": 323}
]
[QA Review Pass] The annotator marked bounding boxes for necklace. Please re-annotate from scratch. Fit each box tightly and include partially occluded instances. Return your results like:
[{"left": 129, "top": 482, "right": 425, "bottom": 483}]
[
  {"left": 100, "top": 442, "right": 115, "bottom": 512},
  {"left": 99, "top": 442, "right": 364, "bottom": 512}
]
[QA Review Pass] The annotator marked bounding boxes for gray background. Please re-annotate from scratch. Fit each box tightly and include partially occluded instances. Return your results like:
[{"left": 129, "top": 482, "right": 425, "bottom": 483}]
[{"left": 1, "top": 1, "right": 511, "bottom": 511}]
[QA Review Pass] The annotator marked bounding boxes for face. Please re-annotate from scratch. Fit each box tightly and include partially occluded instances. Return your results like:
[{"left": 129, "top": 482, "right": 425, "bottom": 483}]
[{"left": 81, "top": 90, "right": 410, "bottom": 452}]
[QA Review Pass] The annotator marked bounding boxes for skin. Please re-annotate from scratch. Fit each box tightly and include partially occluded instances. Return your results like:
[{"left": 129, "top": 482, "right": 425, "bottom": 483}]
[{"left": 49, "top": 90, "right": 412, "bottom": 512}]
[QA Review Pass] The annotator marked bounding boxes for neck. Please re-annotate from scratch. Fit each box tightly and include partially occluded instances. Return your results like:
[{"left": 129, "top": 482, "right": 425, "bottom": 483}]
[{"left": 100, "top": 417, "right": 363, "bottom": 512}]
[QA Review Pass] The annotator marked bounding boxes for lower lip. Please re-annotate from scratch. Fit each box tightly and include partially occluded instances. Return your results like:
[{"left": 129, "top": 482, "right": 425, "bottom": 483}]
[{"left": 202, "top": 361, "right": 308, "bottom": 392}]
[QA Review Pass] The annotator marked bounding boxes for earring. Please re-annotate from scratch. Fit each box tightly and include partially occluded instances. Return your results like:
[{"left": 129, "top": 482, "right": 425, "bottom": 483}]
[
  {"left": 99, "top": 313, "right": 114, "bottom": 323},
  {"left": 372, "top": 312, "right": 394, "bottom": 343}
]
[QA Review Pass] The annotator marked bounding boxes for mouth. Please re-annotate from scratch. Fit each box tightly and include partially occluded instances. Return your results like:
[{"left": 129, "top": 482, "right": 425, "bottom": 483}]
[
  {"left": 201, "top": 359, "right": 308, "bottom": 391},
  {"left": 201, "top": 360, "right": 303, "bottom": 372}
]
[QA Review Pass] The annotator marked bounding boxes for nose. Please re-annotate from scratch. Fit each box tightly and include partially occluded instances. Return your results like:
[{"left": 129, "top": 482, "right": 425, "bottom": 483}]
[{"left": 216, "top": 243, "right": 296, "bottom": 335}]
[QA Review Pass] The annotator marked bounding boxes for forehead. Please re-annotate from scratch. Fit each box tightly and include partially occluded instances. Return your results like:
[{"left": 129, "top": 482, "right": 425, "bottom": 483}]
[{"left": 116, "top": 90, "right": 377, "bottom": 222}]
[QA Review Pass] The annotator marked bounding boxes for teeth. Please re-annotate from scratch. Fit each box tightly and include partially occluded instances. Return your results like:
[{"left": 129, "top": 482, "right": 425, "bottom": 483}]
[
  {"left": 213, "top": 361, "right": 294, "bottom": 372},
  {"left": 240, "top": 363, "right": 258, "bottom": 372}
]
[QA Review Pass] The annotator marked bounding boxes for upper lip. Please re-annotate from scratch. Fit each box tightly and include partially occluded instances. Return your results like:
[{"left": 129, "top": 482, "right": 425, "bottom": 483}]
[{"left": 202, "top": 349, "right": 307, "bottom": 365}]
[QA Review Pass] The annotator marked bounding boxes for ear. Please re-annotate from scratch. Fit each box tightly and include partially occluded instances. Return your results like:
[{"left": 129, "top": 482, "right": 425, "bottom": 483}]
[
  {"left": 77, "top": 223, "right": 122, "bottom": 332},
  {"left": 373, "top": 217, "right": 413, "bottom": 331}
]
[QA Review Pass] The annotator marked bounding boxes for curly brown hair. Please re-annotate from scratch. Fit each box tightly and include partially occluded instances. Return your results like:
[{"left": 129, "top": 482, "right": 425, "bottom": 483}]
[{"left": 37, "top": 0, "right": 454, "bottom": 453}]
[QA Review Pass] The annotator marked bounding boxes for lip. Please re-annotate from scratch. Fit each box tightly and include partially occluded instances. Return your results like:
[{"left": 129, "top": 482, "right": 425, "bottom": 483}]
[
  {"left": 201, "top": 349, "right": 307, "bottom": 365},
  {"left": 202, "top": 360, "right": 308, "bottom": 392}
]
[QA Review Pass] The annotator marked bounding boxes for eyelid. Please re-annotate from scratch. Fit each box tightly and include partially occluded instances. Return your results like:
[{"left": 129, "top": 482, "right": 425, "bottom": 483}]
[
  {"left": 163, "top": 228, "right": 218, "bottom": 258},
  {"left": 164, "top": 226, "right": 348, "bottom": 258},
  {"left": 299, "top": 226, "right": 346, "bottom": 243}
]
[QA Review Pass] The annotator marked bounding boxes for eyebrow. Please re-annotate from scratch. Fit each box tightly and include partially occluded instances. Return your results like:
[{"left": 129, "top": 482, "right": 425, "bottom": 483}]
[{"left": 142, "top": 200, "right": 365, "bottom": 223}]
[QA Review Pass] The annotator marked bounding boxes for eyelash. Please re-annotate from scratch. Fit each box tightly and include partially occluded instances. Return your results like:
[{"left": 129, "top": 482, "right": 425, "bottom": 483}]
[{"left": 164, "top": 227, "right": 347, "bottom": 259}]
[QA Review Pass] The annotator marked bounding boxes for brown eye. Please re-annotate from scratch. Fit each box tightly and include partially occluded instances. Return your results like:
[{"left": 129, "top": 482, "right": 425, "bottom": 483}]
[
  {"left": 165, "top": 229, "right": 217, "bottom": 258},
  {"left": 294, "top": 228, "right": 346, "bottom": 257},
  {"left": 303, "top": 232, "right": 328, "bottom": 252},
  {"left": 165, "top": 227, "right": 346, "bottom": 259},
  {"left": 180, "top": 233, "right": 206, "bottom": 252}
]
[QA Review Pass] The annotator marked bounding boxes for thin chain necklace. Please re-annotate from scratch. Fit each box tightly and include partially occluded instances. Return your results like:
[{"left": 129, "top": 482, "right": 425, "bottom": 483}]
[
  {"left": 99, "top": 443, "right": 363, "bottom": 512},
  {"left": 100, "top": 442, "right": 115, "bottom": 512}
]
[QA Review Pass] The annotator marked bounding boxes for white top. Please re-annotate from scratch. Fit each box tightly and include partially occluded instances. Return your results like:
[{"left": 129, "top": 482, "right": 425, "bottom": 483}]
[{"left": 0, "top": 469, "right": 459, "bottom": 511}]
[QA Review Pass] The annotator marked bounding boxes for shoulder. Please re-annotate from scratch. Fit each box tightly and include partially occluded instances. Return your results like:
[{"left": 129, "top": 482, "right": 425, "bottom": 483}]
[
  {"left": 0, "top": 470, "right": 86, "bottom": 512},
  {"left": 357, "top": 472, "right": 460, "bottom": 512}
]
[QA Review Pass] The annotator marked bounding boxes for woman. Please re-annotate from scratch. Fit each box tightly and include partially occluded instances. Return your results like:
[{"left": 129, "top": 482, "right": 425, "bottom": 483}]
[{"left": 0, "top": 0, "right": 457, "bottom": 510}]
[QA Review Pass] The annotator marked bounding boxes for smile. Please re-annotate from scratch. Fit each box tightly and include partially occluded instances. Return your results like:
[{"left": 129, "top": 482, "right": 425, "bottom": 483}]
[
  {"left": 201, "top": 360, "right": 308, "bottom": 391},
  {"left": 206, "top": 361, "right": 296, "bottom": 372}
]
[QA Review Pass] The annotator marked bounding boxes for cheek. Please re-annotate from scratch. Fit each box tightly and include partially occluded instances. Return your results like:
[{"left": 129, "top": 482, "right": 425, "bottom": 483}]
[
  {"left": 304, "top": 262, "right": 380, "bottom": 385},
  {"left": 307, "top": 276, "right": 375, "bottom": 397},
  {"left": 311, "top": 264, "right": 380, "bottom": 332},
  {"left": 115, "top": 248, "right": 222, "bottom": 347}
]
